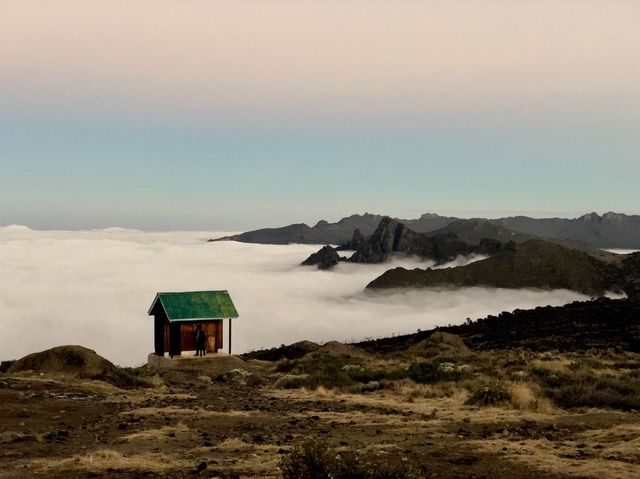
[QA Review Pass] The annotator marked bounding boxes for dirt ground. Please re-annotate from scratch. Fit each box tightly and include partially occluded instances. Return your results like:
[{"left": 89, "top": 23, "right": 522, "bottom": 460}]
[{"left": 1, "top": 355, "right": 639, "bottom": 479}]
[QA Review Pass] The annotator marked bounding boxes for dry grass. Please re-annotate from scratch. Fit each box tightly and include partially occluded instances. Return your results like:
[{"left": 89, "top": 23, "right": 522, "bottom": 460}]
[
  {"left": 387, "top": 378, "right": 459, "bottom": 401},
  {"left": 508, "top": 382, "right": 555, "bottom": 413},
  {"left": 472, "top": 437, "right": 640, "bottom": 479},
  {"left": 299, "top": 385, "right": 335, "bottom": 397},
  {"left": 575, "top": 424, "right": 640, "bottom": 461},
  {"left": 213, "top": 437, "right": 255, "bottom": 452},
  {"left": 529, "top": 357, "right": 572, "bottom": 373},
  {"left": 509, "top": 382, "right": 536, "bottom": 409},
  {"left": 30, "top": 449, "right": 192, "bottom": 473},
  {"left": 291, "top": 409, "right": 431, "bottom": 428},
  {"left": 121, "top": 406, "right": 257, "bottom": 417},
  {"left": 122, "top": 423, "right": 190, "bottom": 442}
]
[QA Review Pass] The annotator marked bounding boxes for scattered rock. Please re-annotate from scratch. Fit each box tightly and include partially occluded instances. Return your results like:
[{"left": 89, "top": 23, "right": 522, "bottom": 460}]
[
  {"left": 0, "top": 431, "right": 38, "bottom": 445},
  {"left": 216, "top": 369, "right": 253, "bottom": 385}
]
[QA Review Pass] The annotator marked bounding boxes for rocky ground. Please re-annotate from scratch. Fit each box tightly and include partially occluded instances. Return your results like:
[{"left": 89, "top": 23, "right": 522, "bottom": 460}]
[{"left": 1, "top": 339, "right": 640, "bottom": 479}]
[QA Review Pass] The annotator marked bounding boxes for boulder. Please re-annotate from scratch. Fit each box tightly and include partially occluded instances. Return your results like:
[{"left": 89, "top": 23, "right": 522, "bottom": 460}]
[{"left": 215, "top": 368, "right": 253, "bottom": 384}]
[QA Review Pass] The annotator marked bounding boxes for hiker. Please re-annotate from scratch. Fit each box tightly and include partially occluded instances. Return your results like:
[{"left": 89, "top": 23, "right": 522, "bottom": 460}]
[{"left": 195, "top": 324, "right": 207, "bottom": 357}]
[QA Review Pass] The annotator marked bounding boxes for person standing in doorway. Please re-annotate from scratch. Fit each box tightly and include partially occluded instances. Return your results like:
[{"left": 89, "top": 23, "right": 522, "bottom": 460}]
[
  {"left": 194, "top": 324, "right": 202, "bottom": 357},
  {"left": 195, "top": 324, "right": 207, "bottom": 357}
]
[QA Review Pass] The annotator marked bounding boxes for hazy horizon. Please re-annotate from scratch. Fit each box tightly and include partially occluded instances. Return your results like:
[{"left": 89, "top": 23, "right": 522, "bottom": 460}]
[
  {"left": 2, "top": 208, "right": 639, "bottom": 233},
  {"left": 2, "top": 1, "right": 640, "bottom": 230}
]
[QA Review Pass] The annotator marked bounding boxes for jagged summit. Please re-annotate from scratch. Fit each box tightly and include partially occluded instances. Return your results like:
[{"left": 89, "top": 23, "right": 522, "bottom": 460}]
[{"left": 302, "top": 216, "right": 506, "bottom": 268}]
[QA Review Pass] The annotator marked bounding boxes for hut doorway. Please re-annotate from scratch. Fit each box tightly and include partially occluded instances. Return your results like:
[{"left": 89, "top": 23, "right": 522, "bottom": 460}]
[{"left": 169, "top": 322, "right": 181, "bottom": 356}]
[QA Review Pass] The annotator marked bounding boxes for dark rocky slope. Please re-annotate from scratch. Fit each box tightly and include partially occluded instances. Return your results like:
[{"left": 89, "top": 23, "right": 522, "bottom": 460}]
[
  {"left": 355, "top": 297, "right": 640, "bottom": 353},
  {"left": 429, "top": 218, "right": 535, "bottom": 245},
  {"left": 494, "top": 212, "right": 640, "bottom": 249},
  {"left": 367, "top": 240, "right": 631, "bottom": 296}
]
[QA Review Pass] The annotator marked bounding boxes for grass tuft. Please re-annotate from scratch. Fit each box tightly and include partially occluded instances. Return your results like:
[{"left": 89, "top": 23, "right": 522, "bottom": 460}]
[
  {"left": 466, "top": 380, "right": 512, "bottom": 406},
  {"left": 407, "top": 360, "right": 472, "bottom": 384},
  {"left": 280, "top": 438, "right": 420, "bottom": 479}
]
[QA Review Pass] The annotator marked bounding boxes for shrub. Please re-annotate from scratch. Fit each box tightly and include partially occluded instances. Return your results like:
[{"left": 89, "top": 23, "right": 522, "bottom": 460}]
[
  {"left": 275, "top": 360, "right": 296, "bottom": 373},
  {"left": 0, "top": 360, "right": 15, "bottom": 373},
  {"left": 280, "top": 356, "right": 404, "bottom": 391},
  {"left": 466, "top": 380, "right": 512, "bottom": 406},
  {"left": 613, "top": 360, "right": 640, "bottom": 370},
  {"left": 535, "top": 371, "right": 640, "bottom": 411},
  {"left": 407, "top": 360, "right": 472, "bottom": 384},
  {"left": 528, "top": 366, "right": 556, "bottom": 379},
  {"left": 280, "top": 438, "right": 420, "bottom": 479},
  {"left": 568, "top": 358, "right": 605, "bottom": 371}
]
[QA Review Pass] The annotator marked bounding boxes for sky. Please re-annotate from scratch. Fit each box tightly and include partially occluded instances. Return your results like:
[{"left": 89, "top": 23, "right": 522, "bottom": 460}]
[
  {"left": 0, "top": 226, "right": 598, "bottom": 366},
  {"left": 1, "top": 1, "right": 639, "bottom": 230}
]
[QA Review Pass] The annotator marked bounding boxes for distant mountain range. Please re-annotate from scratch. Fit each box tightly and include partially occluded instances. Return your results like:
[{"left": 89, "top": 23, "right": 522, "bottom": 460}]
[
  {"left": 211, "top": 211, "right": 640, "bottom": 249},
  {"left": 211, "top": 211, "right": 640, "bottom": 298}
]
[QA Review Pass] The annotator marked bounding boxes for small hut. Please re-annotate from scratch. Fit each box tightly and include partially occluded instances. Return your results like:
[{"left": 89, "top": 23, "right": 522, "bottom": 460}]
[{"left": 148, "top": 290, "right": 239, "bottom": 357}]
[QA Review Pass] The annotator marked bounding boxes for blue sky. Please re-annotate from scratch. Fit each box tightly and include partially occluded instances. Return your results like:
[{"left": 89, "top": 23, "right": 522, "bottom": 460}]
[{"left": 2, "top": 1, "right": 639, "bottom": 230}]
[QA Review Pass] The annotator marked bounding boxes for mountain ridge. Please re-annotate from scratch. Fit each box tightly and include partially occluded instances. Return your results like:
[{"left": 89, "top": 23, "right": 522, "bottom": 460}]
[
  {"left": 366, "top": 239, "right": 640, "bottom": 298},
  {"left": 210, "top": 211, "right": 640, "bottom": 249}
]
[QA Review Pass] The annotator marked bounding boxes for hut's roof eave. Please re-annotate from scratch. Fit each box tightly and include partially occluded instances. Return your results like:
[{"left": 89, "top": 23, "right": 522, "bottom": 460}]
[{"left": 147, "top": 290, "right": 239, "bottom": 320}]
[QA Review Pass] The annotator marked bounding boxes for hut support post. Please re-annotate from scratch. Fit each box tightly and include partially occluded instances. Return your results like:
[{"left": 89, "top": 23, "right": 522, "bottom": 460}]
[{"left": 229, "top": 318, "right": 232, "bottom": 355}]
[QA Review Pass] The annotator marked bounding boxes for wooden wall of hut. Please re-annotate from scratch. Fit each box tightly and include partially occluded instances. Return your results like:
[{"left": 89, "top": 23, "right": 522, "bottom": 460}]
[
  {"left": 178, "top": 321, "right": 223, "bottom": 353},
  {"left": 154, "top": 313, "right": 224, "bottom": 356}
]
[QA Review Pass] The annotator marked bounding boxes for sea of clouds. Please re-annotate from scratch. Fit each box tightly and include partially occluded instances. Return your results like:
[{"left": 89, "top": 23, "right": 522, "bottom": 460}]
[{"left": 0, "top": 226, "right": 601, "bottom": 366}]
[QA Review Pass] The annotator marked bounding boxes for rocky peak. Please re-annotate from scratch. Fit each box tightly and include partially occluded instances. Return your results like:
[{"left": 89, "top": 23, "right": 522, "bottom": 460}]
[
  {"left": 579, "top": 212, "right": 602, "bottom": 222},
  {"left": 601, "top": 212, "right": 627, "bottom": 223},
  {"left": 339, "top": 228, "right": 366, "bottom": 251},
  {"left": 301, "top": 245, "right": 341, "bottom": 270},
  {"left": 419, "top": 212, "right": 441, "bottom": 220}
]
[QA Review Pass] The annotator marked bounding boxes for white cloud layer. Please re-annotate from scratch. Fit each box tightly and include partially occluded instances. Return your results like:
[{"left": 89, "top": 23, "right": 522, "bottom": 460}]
[
  {"left": 604, "top": 249, "right": 639, "bottom": 255},
  {"left": 0, "top": 227, "right": 592, "bottom": 366}
]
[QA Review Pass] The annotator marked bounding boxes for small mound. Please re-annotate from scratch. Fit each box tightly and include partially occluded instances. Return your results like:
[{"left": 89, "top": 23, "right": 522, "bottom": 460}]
[
  {"left": 7, "top": 345, "right": 145, "bottom": 388},
  {"left": 241, "top": 340, "right": 320, "bottom": 361},
  {"left": 408, "top": 332, "right": 470, "bottom": 358},
  {"left": 291, "top": 340, "right": 322, "bottom": 354},
  {"left": 306, "top": 341, "right": 370, "bottom": 360}
]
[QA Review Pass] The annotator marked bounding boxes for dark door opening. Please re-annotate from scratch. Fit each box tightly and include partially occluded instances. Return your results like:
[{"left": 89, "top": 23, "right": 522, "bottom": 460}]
[{"left": 169, "top": 322, "right": 181, "bottom": 357}]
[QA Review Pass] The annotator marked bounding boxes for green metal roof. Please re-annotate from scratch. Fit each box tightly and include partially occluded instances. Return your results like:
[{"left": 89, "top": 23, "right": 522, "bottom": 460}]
[{"left": 148, "top": 290, "right": 239, "bottom": 321}]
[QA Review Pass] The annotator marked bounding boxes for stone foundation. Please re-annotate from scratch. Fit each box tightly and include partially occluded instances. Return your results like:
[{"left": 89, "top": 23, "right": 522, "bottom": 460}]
[{"left": 146, "top": 351, "right": 230, "bottom": 368}]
